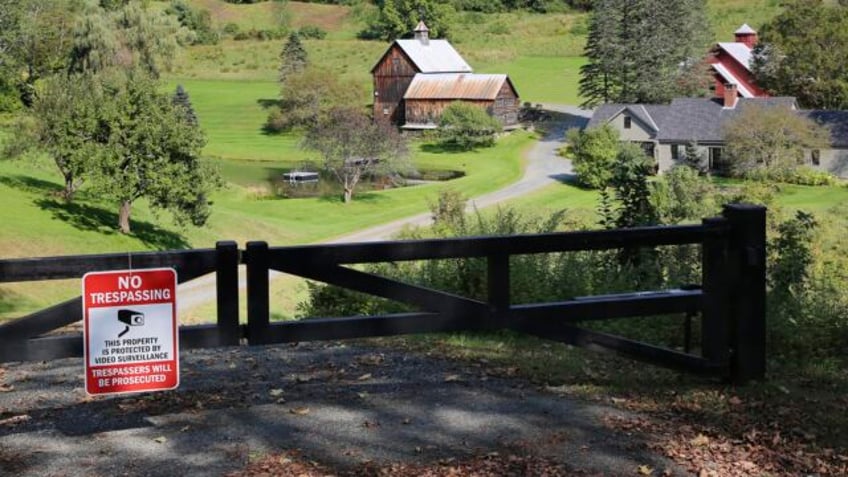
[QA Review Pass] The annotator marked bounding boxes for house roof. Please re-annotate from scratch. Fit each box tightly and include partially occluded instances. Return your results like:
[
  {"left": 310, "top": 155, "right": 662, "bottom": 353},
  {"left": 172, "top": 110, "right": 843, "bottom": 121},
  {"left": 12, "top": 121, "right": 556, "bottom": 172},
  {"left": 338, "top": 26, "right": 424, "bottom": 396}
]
[
  {"left": 735, "top": 24, "right": 756, "bottom": 35},
  {"left": 588, "top": 97, "right": 803, "bottom": 144},
  {"left": 711, "top": 63, "right": 755, "bottom": 98},
  {"left": 802, "top": 110, "right": 848, "bottom": 148},
  {"left": 393, "top": 39, "right": 473, "bottom": 73},
  {"left": 716, "top": 42, "right": 753, "bottom": 71},
  {"left": 404, "top": 73, "right": 514, "bottom": 100}
]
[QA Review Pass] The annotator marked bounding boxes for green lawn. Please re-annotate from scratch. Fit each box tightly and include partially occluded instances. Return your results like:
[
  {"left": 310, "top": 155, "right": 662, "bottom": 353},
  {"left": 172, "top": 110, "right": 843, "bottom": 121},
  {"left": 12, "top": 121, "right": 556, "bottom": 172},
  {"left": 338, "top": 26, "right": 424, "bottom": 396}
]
[{"left": 479, "top": 56, "right": 586, "bottom": 105}]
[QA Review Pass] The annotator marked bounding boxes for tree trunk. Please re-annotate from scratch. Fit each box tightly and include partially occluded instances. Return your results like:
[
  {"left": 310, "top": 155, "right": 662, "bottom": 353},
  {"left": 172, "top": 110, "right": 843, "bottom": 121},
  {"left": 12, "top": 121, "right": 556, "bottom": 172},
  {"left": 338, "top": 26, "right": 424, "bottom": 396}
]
[
  {"left": 118, "top": 200, "right": 132, "bottom": 234},
  {"left": 63, "top": 175, "right": 75, "bottom": 202},
  {"left": 343, "top": 187, "right": 353, "bottom": 203}
]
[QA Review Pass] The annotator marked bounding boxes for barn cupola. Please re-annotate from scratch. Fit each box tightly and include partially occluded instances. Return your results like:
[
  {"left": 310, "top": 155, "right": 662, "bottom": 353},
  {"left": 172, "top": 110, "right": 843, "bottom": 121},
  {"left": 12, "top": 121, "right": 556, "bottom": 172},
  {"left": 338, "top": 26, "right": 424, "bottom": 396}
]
[
  {"left": 414, "top": 21, "right": 430, "bottom": 45},
  {"left": 734, "top": 24, "right": 758, "bottom": 49}
]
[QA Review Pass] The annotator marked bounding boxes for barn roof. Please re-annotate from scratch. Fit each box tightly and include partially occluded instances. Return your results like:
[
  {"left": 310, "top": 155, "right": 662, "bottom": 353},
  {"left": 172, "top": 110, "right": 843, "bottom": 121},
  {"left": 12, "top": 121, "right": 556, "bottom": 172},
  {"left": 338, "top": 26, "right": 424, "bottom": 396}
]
[
  {"left": 716, "top": 42, "right": 753, "bottom": 71},
  {"left": 403, "top": 73, "right": 514, "bottom": 100},
  {"left": 392, "top": 39, "right": 472, "bottom": 73},
  {"left": 711, "top": 63, "right": 755, "bottom": 98}
]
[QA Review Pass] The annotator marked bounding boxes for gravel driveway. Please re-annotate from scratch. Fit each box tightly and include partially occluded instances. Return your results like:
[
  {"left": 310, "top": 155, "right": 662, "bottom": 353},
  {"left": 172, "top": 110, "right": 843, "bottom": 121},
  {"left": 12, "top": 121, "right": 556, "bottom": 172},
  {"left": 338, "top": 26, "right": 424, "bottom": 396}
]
[{"left": 0, "top": 340, "right": 684, "bottom": 476}]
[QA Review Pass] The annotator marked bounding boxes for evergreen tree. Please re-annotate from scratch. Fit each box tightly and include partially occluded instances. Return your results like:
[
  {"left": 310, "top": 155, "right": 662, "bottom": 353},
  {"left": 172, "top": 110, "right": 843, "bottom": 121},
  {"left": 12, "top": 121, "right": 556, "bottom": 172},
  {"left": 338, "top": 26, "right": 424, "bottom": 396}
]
[
  {"left": 279, "top": 32, "right": 307, "bottom": 84},
  {"left": 172, "top": 84, "right": 198, "bottom": 126},
  {"left": 578, "top": 0, "right": 622, "bottom": 107},
  {"left": 579, "top": 0, "right": 711, "bottom": 106},
  {"left": 683, "top": 140, "right": 706, "bottom": 174}
]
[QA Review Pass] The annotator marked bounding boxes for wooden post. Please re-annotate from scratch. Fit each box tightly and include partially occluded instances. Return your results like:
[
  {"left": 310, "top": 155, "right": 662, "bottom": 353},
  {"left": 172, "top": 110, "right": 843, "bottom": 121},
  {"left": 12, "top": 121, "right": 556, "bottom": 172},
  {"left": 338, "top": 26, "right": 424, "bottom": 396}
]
[
  {"left": 723, "top": 204, "right": 767, "bottom": 383},
  {"left": 246, "top": 241, "right": 270, "bottom": 345},
  {"left": 215, "top": 241, "right": 241, "bottom": 346},
  {"left": 700, "top": 217, "right": 730, "bottom": 366}
]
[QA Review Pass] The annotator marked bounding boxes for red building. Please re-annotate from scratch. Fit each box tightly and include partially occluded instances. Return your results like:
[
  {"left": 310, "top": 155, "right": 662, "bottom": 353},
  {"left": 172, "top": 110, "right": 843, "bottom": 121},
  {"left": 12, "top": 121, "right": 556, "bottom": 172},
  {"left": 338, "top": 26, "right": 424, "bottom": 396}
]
[{"left": 708, "top": 24, "right": 767, "bottom": 99}]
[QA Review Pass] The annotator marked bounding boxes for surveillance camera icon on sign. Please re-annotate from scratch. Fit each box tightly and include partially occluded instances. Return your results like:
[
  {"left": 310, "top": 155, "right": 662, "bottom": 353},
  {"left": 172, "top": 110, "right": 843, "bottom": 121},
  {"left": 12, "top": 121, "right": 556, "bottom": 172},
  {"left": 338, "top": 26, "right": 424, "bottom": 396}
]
[{"left": 117, "top": 309, "right": 145, "bottom": 338}]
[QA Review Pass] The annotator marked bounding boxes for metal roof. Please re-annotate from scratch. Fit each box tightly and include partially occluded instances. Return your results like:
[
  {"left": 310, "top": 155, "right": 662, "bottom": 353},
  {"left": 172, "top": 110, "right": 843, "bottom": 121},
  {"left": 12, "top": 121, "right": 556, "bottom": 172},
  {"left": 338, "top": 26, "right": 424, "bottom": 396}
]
[
  {"left": 404, "top": 73, "right": 511, "bottom": 100},
  {"left": 717, "top": 42, "right": 753, "bottom": 71},
  {"left": 395, "top": 39, "right": 473, "bottom": 73},
  {"left": 711, "top": 63, "right": 755, "bottom": 98},
  {"left": 735, "top": 24, "right": 756, "bottom": 35}
]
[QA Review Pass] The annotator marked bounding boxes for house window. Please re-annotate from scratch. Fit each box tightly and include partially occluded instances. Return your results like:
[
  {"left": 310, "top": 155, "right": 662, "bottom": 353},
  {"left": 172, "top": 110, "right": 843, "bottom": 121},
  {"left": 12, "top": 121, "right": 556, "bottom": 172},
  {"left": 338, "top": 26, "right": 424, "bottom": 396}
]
[
  {"left": 812, "top": 149, "right": 821, "bottom": 166},
  {"left": 671, "top": 144, "right": 680, "bottom": 160},
  {"left": 623, "top": 116, "right": 632, "bottom": 129}
]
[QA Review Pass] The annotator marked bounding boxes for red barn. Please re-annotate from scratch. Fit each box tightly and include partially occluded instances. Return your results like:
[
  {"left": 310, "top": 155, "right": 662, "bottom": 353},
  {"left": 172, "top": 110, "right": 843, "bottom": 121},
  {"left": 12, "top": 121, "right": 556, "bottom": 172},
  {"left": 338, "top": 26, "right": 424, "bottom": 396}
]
[
  {"left": 371, "top": 22, "right": 520, "bottom": 129},
  {"left": 708, "top": 24, "right": 768, "bottom": 99}
]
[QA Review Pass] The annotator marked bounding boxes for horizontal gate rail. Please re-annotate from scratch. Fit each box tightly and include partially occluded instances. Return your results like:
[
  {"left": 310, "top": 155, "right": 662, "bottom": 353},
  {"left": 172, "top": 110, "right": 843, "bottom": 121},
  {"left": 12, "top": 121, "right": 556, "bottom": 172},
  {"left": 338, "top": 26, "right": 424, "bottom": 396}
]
[
  {"left": 1, "top": 205, "right": 766, "bottom": 383},
  {"left": 265, "top": 224, "right": 723, "bottom": 266},
  {"left": 0, "top": 241, "right": 241, "bottom": 362}
]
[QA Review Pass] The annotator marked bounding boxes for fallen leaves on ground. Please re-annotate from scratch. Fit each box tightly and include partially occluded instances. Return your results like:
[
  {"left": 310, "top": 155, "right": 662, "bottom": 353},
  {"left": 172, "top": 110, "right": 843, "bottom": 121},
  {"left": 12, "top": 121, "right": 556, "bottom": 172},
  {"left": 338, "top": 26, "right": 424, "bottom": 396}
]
[{"left": 227, "top": 450, "right": 591, "bottom": 477}]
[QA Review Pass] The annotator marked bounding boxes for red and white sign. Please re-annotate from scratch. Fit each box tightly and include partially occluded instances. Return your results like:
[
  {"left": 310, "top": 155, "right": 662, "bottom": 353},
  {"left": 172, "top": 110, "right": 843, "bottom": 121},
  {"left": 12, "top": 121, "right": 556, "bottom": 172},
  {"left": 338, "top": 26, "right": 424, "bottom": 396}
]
[{"left": 82, "top": 268, "right": 179, "bottom": 396}]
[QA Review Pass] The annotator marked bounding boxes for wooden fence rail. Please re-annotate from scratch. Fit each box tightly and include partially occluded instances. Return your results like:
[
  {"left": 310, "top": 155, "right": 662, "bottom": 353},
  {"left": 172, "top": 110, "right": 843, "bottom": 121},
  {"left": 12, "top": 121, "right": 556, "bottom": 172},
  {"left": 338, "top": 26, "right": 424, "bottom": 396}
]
[{"left": 0, "top": 204, "right": 766, "bottom": 383}]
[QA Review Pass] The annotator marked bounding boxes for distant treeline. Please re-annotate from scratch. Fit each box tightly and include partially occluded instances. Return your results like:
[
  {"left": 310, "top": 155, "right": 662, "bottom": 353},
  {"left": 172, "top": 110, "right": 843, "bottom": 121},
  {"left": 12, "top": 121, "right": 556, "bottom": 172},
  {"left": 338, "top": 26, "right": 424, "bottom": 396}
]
[{"left": 223, "top": 0, "right": 592, "bottom": 12}]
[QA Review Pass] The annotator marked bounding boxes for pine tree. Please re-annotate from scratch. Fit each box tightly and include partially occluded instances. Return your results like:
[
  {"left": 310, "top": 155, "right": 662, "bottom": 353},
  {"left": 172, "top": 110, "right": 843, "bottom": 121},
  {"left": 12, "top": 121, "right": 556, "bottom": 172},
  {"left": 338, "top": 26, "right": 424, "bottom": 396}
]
[
  {"left": 578, "top": 0, "right": 623, "bottom": 108},
  {"left": 172, "top": 84, "right": 198, "bottom": 126},
  {"left": 279, "top": 32, "right": 307, "bottom": 84},
  {"left": 579, "top": 0, "right": 711, "bottom": 106}
]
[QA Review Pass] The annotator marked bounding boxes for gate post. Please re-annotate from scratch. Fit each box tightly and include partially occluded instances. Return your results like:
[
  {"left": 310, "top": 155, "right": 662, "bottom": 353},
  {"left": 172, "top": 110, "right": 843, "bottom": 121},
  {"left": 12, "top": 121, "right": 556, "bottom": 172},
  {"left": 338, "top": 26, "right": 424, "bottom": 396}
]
[
  {"left": 700, "top": 217, "right": 730, "bottom": 367},
  {"left": 215, "top": 241, "right": 241, "bottom": 346},
  {"left": 245, "top": 241, "right": 270, "bottom": 345},
  {"left": 723, "top": 204, "right": 767, "bottom": 383}
]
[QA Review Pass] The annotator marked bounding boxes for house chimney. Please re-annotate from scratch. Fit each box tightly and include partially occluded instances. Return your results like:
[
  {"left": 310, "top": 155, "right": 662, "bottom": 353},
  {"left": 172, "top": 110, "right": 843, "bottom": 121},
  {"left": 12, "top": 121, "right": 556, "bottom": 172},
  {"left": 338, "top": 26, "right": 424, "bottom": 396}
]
[
  {"left": 734, "top": 24, "right": 758, "bottom": 49},
  {"left": 414, "top": 21, "right": 429, "bottom": 45},
  {"left": 724, "top": 83, "right": 738, "bottom": 108}
]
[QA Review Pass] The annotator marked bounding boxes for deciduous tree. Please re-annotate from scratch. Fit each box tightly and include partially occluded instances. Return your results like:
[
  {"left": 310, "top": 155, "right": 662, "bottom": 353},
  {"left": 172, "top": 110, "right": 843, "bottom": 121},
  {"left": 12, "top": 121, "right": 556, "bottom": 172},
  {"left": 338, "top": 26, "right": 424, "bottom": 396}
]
[
  {"left": 267, "top": 66, "right": 362, "bottom": 132},
  {"left": 438, "top": 102, "right": 502, "bottom": 151},
  {"left": 565, "top": 124, "right": 620, "bottom": 189},
  {"left": 90, "top": 71, "right": 220, "bottom": 233},
  {"left": 752, "top": 0, "right": 848, "bottom": 109},
  {"left": 723, "top": 104, "right": 830, "bottom": 177},
  {"left": 27, "top": 74, "right": 106, "bottom": 201},
  {"left": 303, "top": 107, "right": 410, "bottom": 203},
  {"left": 366, "top": 0, "right": 456, "bottom": 40}
]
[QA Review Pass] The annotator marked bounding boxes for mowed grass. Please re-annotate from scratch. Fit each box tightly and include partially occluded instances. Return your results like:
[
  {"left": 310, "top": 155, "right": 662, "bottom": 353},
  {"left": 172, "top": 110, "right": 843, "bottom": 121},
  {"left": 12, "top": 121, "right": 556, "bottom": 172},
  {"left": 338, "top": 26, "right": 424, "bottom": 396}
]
[{"left": 166, "top": 78, "right": 307, "bottom": 162}]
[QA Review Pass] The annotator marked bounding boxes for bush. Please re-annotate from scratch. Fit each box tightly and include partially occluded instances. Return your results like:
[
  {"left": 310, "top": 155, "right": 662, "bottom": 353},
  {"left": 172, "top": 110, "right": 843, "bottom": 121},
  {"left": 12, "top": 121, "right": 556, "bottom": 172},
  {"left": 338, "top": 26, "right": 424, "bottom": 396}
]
[
  {"left": 222, "top": 22, "right": 240, "bottom": 36},
  {"left": 566, "top": 124, "right": 620, "bottom": 189},
  {"left": 438, "top": 102, "right": 502, "bottom": 151},
  {"left": 744, "top": 166, "right": 838, "bottom": 186},
  {"left": 298, "top": 25, "right": 327, "bottom": 39},
  {"left": 166, "top": 0, "right": 219, "bottom": 44}
]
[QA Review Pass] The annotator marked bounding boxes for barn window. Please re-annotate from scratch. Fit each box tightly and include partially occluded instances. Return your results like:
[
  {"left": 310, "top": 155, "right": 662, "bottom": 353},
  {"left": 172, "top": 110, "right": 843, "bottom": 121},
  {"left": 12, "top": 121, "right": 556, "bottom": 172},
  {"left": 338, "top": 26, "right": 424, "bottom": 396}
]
[
  {"left": 623, "top": 116, "right": 632, "bottom": 129},
  {"left": 812, "top": 149, "right": 821, "bottom": 166}
]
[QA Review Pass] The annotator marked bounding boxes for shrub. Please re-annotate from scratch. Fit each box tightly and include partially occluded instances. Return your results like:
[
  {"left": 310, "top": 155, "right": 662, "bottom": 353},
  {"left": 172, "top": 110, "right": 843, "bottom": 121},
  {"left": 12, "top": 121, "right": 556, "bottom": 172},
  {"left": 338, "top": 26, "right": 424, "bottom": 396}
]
[
  {"left": 438, "top": 102, "right": 502, "bottom": 151},
  {"left": 222, "top": 22, "right": 240, "bottom": 36},
  {"left": 566, "top": 124, "right": 620, "bottom": 189},
  {"left": 298, "top": 25, "right": 327, "bottom": 39},
  {"left": 166, "top": 0, "right": 219, "bottom": 45},
  {"left": 744, "top": 166, "right": 838, "bottom": 186}
]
